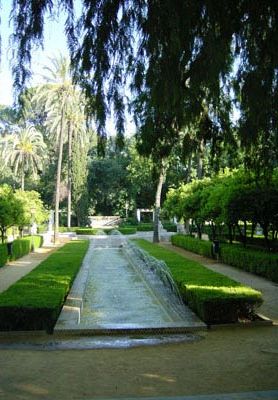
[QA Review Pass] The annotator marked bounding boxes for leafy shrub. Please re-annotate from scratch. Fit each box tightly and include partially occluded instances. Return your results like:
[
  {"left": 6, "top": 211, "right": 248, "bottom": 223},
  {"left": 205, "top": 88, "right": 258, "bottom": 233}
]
[
  {"left": 220, "top": 244, "right": 278, "bottom": 283},
  {"left": 75, "top": 228, "right": 100, "bottom": 235},
  {"left": 137, "top": 223, "right": 153, "bottom": 231},
  {"left": 163, "top": 223, "right": 177, "bottom": 232},
  {"left": 118, "top": 227, "right": 137, "bottom": 235},
  {"left": 172, "top": 234, "right": 278, "bottom": 283},
  {"left": 134, "top": 239, "right": 263, "bottom": 324},
  {"left": 0, "top": 243, "right": 8, "bottom": 267},
  {"left": 0, "top": 240, "right": 89, "bottom": 332},
  {"left": 120, "top": 218, "right": 138, "bottom": 226},
  {"left": 24, "top": 235, "right": 43, "bottom": 250},
  {"left": 10, "top": 235, "right": 43, "bottom": 260},
  {"left": 172, "top": 234, "right": 213, "bottom": 258}
]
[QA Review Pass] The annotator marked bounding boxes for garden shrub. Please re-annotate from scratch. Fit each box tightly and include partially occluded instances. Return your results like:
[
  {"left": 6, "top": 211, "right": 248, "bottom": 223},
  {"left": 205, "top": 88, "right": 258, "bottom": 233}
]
[
  {"left": 163, "top": 223, "right": 177, "bottom": 232},
  {"left": 118, "top": 227, "right": 137, "bottom": 234},
  {"left": 172, "top": 234, "right": 213, "bottom": 258},
  {"left": 137, "top": 223, "right": 153, "bottom": 231},
  {"left": 0, "top": 243, "right": 8, "bottom": 267},
  {"left": 10, "top": 235, "right": 43, "bottom": 260},
  {"left": 172, "top": 234, "right": 278, "bottom": 284},
  {"left": 75, "top": 228, "right": 100, "bottom": 235},
  {"left": 0, "top": 240, "right": 89, "bottom": 332},
  {"left": 134, "top": 239, "right": 262, "bottom": 324},
  {"left": 220, "top": 244, "right": 278, "bottom": 283}
]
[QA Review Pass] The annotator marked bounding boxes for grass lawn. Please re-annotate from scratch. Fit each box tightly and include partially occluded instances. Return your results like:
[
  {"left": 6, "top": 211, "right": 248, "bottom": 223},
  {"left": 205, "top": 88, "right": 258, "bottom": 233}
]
[{"left": 134, "top": 239, "right": 263, "bottom": 324}]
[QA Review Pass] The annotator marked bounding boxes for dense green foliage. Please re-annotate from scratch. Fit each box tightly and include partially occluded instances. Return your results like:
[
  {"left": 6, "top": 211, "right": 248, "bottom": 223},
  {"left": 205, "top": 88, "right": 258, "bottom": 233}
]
[
  {"left": 0, "top": 185, "right": 25, "bottom": 243},
  {"left": 165, "top": 170, "right": 278, "bottom": 247},
  {"left": 0, "top": 243, "right": 8, "bottom": 267},
  {"left": 172, "top": 234, "right": 278, "bottom": 284},
  {"left": 75, "top": 228, "right": 101, "bottom": 235},
  {"left": 118, "top": 227, "right": 137, "bottom": 235},
  {"left": 0, "top": 240, "right": 89, "bottom": 332},
  {"left": 134, "top": 239, "right": 262, "bottom": 324},
  {"left": 172, "top": 235, "right": 213, "bottom": 258},
  {"left": 220, "top": 244, "right": 278, "bottom": 284},
  {"left": 10, "top": 235, "right": 43, "bottom": 260}
]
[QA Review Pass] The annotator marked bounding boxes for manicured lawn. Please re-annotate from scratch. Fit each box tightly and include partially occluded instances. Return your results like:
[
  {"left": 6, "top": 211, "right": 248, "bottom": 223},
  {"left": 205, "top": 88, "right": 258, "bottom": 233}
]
[
  {"left": 134, "top": 239, "right": 263, "bottom": 324},
  {"left": 0, "top": 240, "right": 89, "bottom": 332}
]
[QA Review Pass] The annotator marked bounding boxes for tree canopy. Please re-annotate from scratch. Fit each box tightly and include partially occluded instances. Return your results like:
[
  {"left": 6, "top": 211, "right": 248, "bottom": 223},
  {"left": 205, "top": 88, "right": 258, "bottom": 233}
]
[{"left": 6, "top": 1, "right": 277, "bottom": 167}]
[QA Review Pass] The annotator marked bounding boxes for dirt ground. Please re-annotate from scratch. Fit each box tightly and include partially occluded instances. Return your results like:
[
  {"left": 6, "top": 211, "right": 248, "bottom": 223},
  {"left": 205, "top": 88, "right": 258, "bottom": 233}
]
[{"left": 0, "top": 325, "right": 277, "bottom": 400}]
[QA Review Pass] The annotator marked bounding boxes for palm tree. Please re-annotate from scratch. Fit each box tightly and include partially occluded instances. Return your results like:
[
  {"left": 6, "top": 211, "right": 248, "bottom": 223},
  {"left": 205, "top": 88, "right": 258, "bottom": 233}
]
[
  {"left": 1, "top": 125, "right": 46, "bottom": 190},
  {"left": 65, "top": 92, "right": 87, "bottom": 228},
  {"left": 35, "top": 55, "right": 87, "bottom": 241}
]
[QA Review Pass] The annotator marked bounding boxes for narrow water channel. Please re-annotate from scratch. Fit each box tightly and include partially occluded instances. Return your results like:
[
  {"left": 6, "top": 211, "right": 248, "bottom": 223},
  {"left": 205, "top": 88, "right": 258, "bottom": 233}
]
[
  {"left": 80, "top": 247, "right": 177, "bottom": 327},
  {"left": 55, "top": 235, "right": 205, "bottom": 332}
]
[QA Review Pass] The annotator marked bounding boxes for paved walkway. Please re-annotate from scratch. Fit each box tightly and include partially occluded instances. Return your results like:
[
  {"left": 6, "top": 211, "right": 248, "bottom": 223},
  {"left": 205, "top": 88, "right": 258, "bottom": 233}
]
[
  {"left": 160, "top": 243, "right": 278, "bottom": 324},
  {"left": 0, "top": 245, "right": 61, "bottom": 293}
]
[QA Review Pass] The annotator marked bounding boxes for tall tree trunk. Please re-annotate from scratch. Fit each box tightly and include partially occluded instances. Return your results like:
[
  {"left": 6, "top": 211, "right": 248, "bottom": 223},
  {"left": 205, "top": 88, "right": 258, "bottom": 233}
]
[
  {"left": 21, "top": 159, "right": 25, "bottom": 191},
  {"left": 153, "top": 160, "right": 167, "bottom": 243},
  {"left": 54, "top": 108, "right": 65, "bottom": 244},
  {"left": 197, "top": 138, "right": 205, "bottom": 179},
  {"left": 67, "top": 122, "right": 73, "bottom": 228}
]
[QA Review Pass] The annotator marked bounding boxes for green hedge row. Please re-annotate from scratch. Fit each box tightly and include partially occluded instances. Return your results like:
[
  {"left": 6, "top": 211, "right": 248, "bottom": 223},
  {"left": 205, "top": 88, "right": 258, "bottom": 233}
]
[
  {"left": 75, "top": 228, "right": 101, "bottom": 235},
  {"left": 0, "top": 244, "right": 8, "bottom": 267},
  {"left": 134, "top": 239, "right": 263, "bottom": 324},
  {"left": 10, "top": 235, "right": 43, "bottom": 261},
  {"left": 171, "top": 234, "right": 212, "bottom": 258},
  {"left": 163, "top": 223, "right": 177, "bottom": 232},
  {"left": 0, "top": 236, "right": 43, "bottom": 266},
  {"left": 0, "top": 240, "right": 89, "bottom": 332},
  {"left": 137, "top": 223, "right": 153, "bottom": 231},
  {"left": 172, "top": 234, "right": 278, "bottom": 283},
  {"left": 220, "top": 244, "right": 278, "bottom": 283},
  {"left": 118, "top": 227, "right": 137, "bottom": 235}
]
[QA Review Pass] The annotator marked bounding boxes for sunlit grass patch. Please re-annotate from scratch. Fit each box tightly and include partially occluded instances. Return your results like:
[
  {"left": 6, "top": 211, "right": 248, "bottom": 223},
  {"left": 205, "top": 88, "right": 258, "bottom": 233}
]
[{"left": 134, "top": 239, "right": 262, "bottom": 324}]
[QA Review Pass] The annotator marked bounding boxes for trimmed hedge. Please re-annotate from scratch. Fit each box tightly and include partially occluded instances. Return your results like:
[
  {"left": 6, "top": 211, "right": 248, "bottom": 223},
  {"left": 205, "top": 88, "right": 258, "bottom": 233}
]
[
  {"left": 0, "top": 243, "right": 8, "bottom": 267},
  {"left": 0, "top": 240, "right": 89, "bottom": 332},
  {"left": 134, "top": 239, "right": 263, "bottom": 324},
  {"left": 172, "top": 234, "right": 278, "bottom": 284},
  {"left": 220, "top": 244, "right": 278, "bottom": 283},
  {"left": 75, "top": 228, "right": 101, "bottom": 235},
  {"left": 10, "top": 235, "right": 43, "bottom": 261},
  {"left": 163, "top": 223, "right": 177, "bottom": 232},
  {"left": 118, "top": 227, "right": 137, "bottom": 235},
  {"left": 172, "top": 234, "right": 213, "bottom": 258},
  {"left": 137, "top": 223, "right": 154, "bottom": 231}
]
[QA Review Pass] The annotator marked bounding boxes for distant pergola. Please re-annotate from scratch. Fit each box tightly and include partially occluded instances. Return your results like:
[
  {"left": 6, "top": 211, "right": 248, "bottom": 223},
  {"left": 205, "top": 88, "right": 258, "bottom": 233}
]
[{"left": 136, "top": 208, "right": 154, "bottom": 223}]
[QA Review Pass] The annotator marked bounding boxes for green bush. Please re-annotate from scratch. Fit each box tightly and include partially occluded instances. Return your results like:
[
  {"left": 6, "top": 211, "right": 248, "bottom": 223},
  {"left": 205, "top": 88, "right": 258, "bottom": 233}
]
[
  {"left": 0, "top": 240, "right": 89, "bottom": 332},
  {"left": 75, "top": 228, "right": 100, "bottom": 235},
  {"left": 0, "top": 243, "right": 8, "bottom": 267},
  {"left": 137, "top": 223, "right": 153, "bottom": 231},
  {"left": 172, "top": 234, "right": 278, "bottom": 284},
  {"left": 10, "top": 235, "right": 43, "bottom": 260},
  {"left": 134, "top": 239, "right": 262, "bottom": 324},
  {"left": 220, "top": 244, "right": 278, "bottom": 283},
  {"left": 118, "top": 227, "right": 137, "bottom": 235},
  {"left": 172, "top": 234, "right": 213, "bottom": 258},
  {"left": 163, "top": 223, "right": 177, "bottom": 232}
]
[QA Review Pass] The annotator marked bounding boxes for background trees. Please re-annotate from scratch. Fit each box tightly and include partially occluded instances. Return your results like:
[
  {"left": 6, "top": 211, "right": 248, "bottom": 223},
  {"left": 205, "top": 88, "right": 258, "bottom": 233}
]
[
  {"left": 1, "top": 125, "right": 46, "bottom": 190},
  {"left": 0, "top": 2, "right": 277, "bottom": 243}
]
